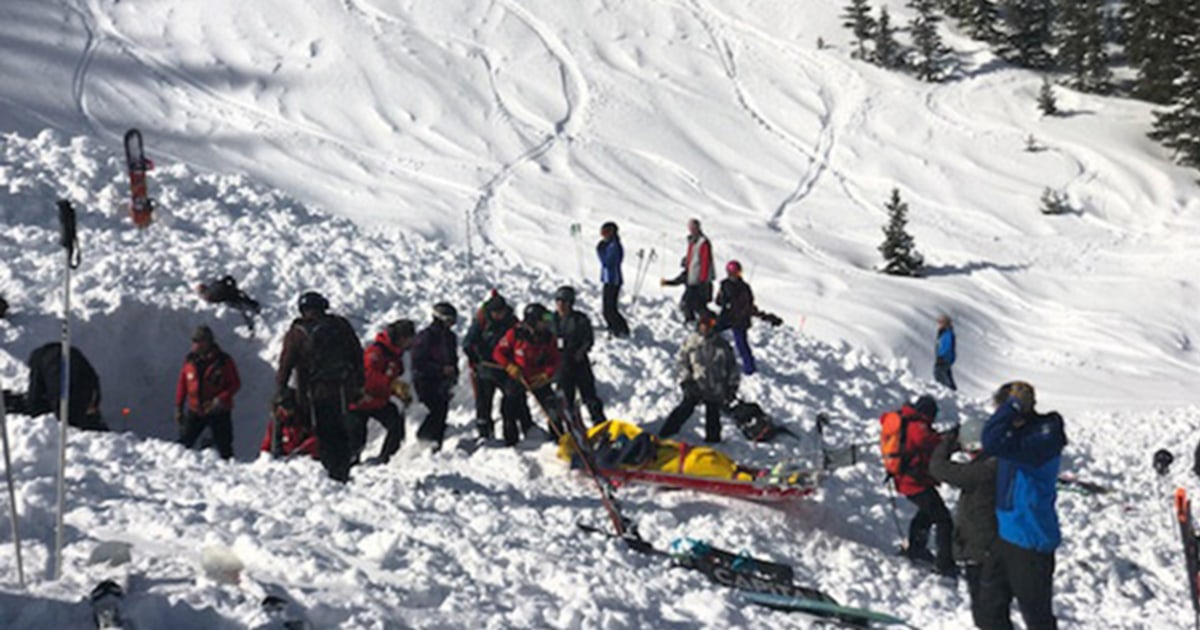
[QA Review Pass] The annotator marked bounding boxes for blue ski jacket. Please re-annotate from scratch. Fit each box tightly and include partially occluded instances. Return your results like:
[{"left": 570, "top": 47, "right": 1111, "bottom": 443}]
[
  {"left": 936, "top": 326, "right": 956, "bottom": 365},
  {"left": 982, "top": 401, "right": 1067, "bottom": 554},
  {"left": 598, "top": 237, "right": 624, "bottom": 285}
]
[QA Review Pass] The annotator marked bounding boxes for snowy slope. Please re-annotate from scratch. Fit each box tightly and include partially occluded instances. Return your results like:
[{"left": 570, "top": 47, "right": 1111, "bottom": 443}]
[{"left": 0, "top": 0, "right": 1198, "bottom": 627}]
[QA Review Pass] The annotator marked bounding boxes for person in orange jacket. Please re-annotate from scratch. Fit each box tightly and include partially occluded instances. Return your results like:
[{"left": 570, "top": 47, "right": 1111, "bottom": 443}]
[
  {"left": 175, "top": 325, "right": 241, "bottom": 459},
  {"left": 347, "top": 319, "right": 415, "bottom": 465},
  {"left": 884, "top": 395, "right": 955, "bottom": 576},
  {"left": 492, "top": 303, "right": 560, "bottom": 444}
]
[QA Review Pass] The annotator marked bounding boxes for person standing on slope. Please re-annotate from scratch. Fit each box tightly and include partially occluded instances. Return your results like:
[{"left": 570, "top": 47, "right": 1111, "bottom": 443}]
[
  {"left": 552, "top": 286, "right": 606, "bottom": 426},
  {"left": 978, "top": 381, "right": 1067, "bottom": 630},
  {"left": 493, "top": 303, "right": 561, "bottom": 442},
  {"left": 659, "top": 311, "right": 739, "bottom": 443},
  {"left": 175, "top": 325, "right": 241, "bottom": 459},
  {"left": 596, "top": 221, "right": 630, "bottom": 338},
  {"left": 463, "top": 291, "right": 518, "bottom": 440},
  {"left": 930, "top": 417, "right": 998, "bottom": 626},
  {"left": 882, "top": 395, "right": 957, "bottom": 576},
  {"left": 411, "top": 303, "right": 460, "bottom": 452},
  {"left": 347, "top": 319, "right": 415, "bottom": 466},
  {"left": 661, "top": 218, "right": 714, "bottom": 324},
  {"left": 935, "top": 314, "right": 957, "bottom": 390},
  {"left": 715, "top": 259, "right": 759, "bottom": 375},
  {"left": 276, "top": 291, "right": 364, "bottom": 482}
]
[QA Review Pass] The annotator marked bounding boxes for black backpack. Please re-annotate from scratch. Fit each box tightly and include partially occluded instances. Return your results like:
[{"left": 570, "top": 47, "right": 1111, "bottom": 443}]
[
  {"left": 298, "top": 316, "right": 362, "bottom": 387},
  {"left": 728, "top": 401, "right": 789, "bottom": 442}
]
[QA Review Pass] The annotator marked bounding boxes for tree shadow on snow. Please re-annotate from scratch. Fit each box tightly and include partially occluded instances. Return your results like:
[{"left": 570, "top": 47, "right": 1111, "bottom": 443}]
[{"left": 922, "top": 260, "right": 1028, "bottom": 278}]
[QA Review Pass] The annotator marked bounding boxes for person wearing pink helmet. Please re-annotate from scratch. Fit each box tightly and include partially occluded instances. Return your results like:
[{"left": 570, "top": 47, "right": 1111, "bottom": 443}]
[{"left": 715, "top": 259, "right": 758, "bottom": 375}]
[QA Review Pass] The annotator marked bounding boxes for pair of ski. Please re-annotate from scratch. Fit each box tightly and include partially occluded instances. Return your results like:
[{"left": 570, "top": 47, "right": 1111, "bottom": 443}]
[{"left": 559, "top": 403, "right": 904, "bottom": 627}]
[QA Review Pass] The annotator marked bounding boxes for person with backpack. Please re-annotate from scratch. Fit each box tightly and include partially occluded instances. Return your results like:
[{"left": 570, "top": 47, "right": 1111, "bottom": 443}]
[
  {"left": 411, "top": 303, "right": 460, "bottom": 452},
  {"left": 260, "top": 387, "right": 318, "bottom": 459},
  {"left": 978, "top": 381, "right": 1067, "bottom": 630},
  {"left": 275, "top": 291, "right": 364, "bottom": 482},
  {"left": 493, "top": 303, "right": 561, "bottom": 442},
  {"left": 930, "top": 417, "right": 998, "bottom": 626},
  {"left": 552, "top": 285, "right": 606, "bottom": 426},
  {"left": 463, "top": 291, "right": 518, "bottom": 440},
  {"left": 715, "top": 259, "right": 761, "bottom": 376},
  {"left": 661, "top": 218, "right": 714, "bottom": 324},
  {"left": 596, "top": 221, "right": 630, "bottom": 338},
  {"left": 880, "top": 395, "right": 956, "bottom": 576},
  {"left": 347, "top": 319, "right": 415, "bottom": 465},
  {"left": 174, "top": 325, "right": 241, "bottom": 459},
  {"left": 4, "top": 342, "right": 108, "bottom": 431},
  {"left": 658, "top": 311, "right": 739, "bottom": 443},
  {"left": 935, "top": 314, "right": 957, "bottom": 391}
]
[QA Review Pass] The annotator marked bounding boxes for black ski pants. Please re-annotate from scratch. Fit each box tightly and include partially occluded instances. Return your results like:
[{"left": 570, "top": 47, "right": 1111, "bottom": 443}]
[
  {"left": 680, "top": 282, "right": 712, "bottom": 323},
  {"left": 473, "top": 375, "right": 502, "bottom": 439},
  {"left": 556, "top": 360, "right": 605, "bottom": 426},
  {"left": 499, "top": 381, "right": 556, "bottom": 445},
  {"left": 311, "top": 396, "right": 352, "bottom": 482},
  {"left": 906, "top": 487, "right": 954, "bottom": 569},
  {"left": 602, "top": 283, "right": 630, "bottom": 337},
  {"left": 179, "top": 409, "right": 233, "bottom": 460},
  {"left": 977, "top": 538, "right": 1057, "bottom": 630},
  {"left": 415, "top": 384, "right": 451, "bottom": 451},
  {"left": 347, "top": 403, "right": 404, "bottom": 464},
  {"left": 660, "top": 388, "right": 722, "bottom": 443},
  {"left": 935, "top": 361, "right": 957, "bottom": 391},
  {"left": 964, "top": 562, "right": 986, "bottom": 629}
]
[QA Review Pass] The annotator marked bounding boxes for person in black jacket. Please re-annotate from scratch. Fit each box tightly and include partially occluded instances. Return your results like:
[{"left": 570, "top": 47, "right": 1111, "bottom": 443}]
[
  {"left": 930, "top": 417, "right": 998, "bottom": 627},
  {"left": 552, "top": 286, "right": 606, "bottom": 426},
  {"left": 7, "top": 343, "right": 108, "bottom": 431},
  {"left": 463, "top": 291, "right": 517, "bottom": 439},
  {"left": 412, "top": 302, "right": 460, "bottom": 452},
  {"left": 715, "top": 260, "right": 758, "bottom": 375}
]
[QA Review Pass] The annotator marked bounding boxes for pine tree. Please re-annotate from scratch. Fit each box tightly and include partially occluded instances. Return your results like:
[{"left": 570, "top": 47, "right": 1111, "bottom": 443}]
[
  {"left": 937, "top": 0, "right": 972, "bottom": 21},
  {"left": 964, "top": 0, "right": 1002, "bottom": 44},
  {"left": 842, "top": 0, "right": 877, "bottom": 60},
  {"left": 1038, "top": 77, "right": 1059, "bottom": 115},
  {"left": 874, "top": 7, "right": 903, "bottom": 69},
  {"left": 1125, "top": 0, "right": 1194, "bottom": 104},
  {"left": 1150, "top": 35, "right": 1200, "bottom": 169},
  {"left": 1000, "top": 0, "right": 1055, "bottom": 69},
  {"left": 909, "top": 0, "right": 949, "bottom": 81},
  {"left": 879, "top": 189, "right": 924, "bottom": 277},
  {"left": 1039, "top": 187, "right": 1071, "bottom": 214},
  {"left": 1056, "top": 0, "right": 1112, "bottom": 94}
]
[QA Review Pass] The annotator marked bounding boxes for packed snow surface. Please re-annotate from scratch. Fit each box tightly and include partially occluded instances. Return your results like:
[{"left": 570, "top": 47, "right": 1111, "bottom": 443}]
[{"left": 0, "top": 0, "right": 1198, "bottom": 627}]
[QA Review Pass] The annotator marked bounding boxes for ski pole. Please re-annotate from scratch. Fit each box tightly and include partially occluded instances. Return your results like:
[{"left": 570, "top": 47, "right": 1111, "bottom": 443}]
[
  {"left": 53, "top": 199, "right": 79, "bottom": 581},
  {"left": 0, "top": 390, "right": 25, "bottom": 586}
]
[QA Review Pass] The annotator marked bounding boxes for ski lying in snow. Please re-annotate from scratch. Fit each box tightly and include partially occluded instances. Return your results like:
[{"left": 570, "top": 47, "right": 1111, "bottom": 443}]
[
  {"left": 1176, "top": 489, "right": 1200, "bottom": 629},
  {"left": 743, "top": 591, "right": 907, "bottom": 627},
  {"left": 1057, "top": 473, "right": 1112, "bottom": 496},
  {"left": 558, "top": 401, "right": 631, "bottom": 537},
  {"left": 123, "top": 129, "right": 154, "bottom": 228},
  {"left": 90, "top": 580, "right": 126, "bottom": 629}
]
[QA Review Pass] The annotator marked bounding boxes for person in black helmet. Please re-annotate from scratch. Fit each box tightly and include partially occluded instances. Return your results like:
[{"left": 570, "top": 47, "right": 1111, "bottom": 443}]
[
  {"left": 463, "top": 291, "right": 518, "bottom": 440},
  {"left": 596, "top": 221, "right": 630, "bottom": 337},
  {"left": 658, "top": 310, "right": 738, "bottom": 443},
  {"left": 412, "top": 302, "right": 460, "bottom": 452},
  {"left": 276, "top": 291, "right": 364, "bottom": 482},
  {"left": 493, "top": 303, "right": 561, "bottom": 443},
  {"left": 551, "top": 286, "right": 606, "bottom": 426}
]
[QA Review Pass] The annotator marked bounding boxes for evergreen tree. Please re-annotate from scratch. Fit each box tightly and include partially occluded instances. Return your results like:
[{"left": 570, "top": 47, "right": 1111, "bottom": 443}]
[
  {"left": 1039, "top": 187, "right": 1071, "bottom": 214},
  {"left": 1055, "top": 0, "right": 1112, "bottom": 94},
  {"left": 842, "top": 0, "right": 877, "bottom": 60},
  {"left": 879, "top": 189, "right": 924, "bottom": 277},
  {"left": 1000, "top": 0, "right": 1055, "bottom": 68},
  {"left": 874, "top": 7, "right": 903, "bottom": 69},
  {"left": 937, "top": 0, "right": 972, "bottom": 21},
  {"left": 1150, "top": 33, "right": 1200, "bottom": 169},
  {"left": 964, "top": 0, "right": 1002, "bottom": 44},
  {"left": 1124, "top": 0, "right": 1194, "bottom": 104},
  {"left": 909, "top": 0, "right": 949, "bottom": 82},
  {"left": 1038, "top": 77, "right": 1059, "bottom": 115}
]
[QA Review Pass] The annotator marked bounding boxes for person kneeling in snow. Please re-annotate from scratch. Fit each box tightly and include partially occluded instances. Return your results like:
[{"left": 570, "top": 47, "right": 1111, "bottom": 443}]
[
  {"left": 4, "top": 342, "right": 109, "bottom": 431},
  {"left": 978, "top": 381, "right": 1066, "bottom": 630},
  {"left": 347, "top": 319, "right": 414, "bottom": 465},
  {"left": 659, "top": 311, "right": 739, "bottom": 443},
  {"left": 175, "top": 325, "right": 241, "bottom": 459},
  {"left": 260, "top": 388, "right": 318, "bottom": 459}
]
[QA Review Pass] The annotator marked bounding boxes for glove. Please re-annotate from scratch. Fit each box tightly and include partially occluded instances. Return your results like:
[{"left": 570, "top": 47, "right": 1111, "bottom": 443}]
[
  {"left": 659, "top": 278, "right": 668, "bottom": 287},
  {"left": 528, "top": 373, "right": 551, "bottom": 390},
  {"left": 203, "top": 399, "right": 223, "bottom": 414},
  {"left": 681, "top": 380, "right": 701, "bottom": 399},
  {"left": 505, "top": 364, "right": 522, "bottom": 379},
  {"left": 1009, "top": 381, "right": 1036, "bottom": 413},
  {"left": 391, "top": 380, "right": 413, "bottom": 404}
]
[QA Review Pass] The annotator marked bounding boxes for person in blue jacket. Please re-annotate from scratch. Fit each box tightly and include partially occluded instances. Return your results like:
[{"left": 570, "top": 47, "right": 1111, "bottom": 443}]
[
  {"left": 596, "top": 221, "right": 630, "bottom": 338},
  {"left": 935, "top": 314, "right": 957, "bottom": 390},
  {"left": 978, "top": 381, "right": 1067, "bottom": 630}
]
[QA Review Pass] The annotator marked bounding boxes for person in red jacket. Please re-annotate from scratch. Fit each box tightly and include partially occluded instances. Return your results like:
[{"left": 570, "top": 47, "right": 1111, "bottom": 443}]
[
  {"left": 885, "top": 395, "right": 956, "bottom": 576},
  {"left": 661, "top": 218, "right": 715, "bottom": 324},
  {"left": 493, "top": 303, "right": 561, "bottom": 444},
  {"left": 347, "top": 319, "right": 415, "bottom": 465},
  {"left": 260, "top": 387, "right": 319, "bottom": 459},
  {"left": 175, "top": 325, "right": 241, "bottom": 459}
]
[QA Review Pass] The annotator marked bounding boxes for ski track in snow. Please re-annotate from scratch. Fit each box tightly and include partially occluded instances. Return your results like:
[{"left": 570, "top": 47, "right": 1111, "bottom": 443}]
[{"left": 67, "top": 3, "right": 102, "bottom": 139}]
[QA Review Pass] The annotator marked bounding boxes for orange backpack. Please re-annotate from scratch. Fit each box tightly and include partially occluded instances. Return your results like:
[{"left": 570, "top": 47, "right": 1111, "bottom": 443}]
[{"left": 879, "top": 410, "right": 913, "bottom": 477}]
